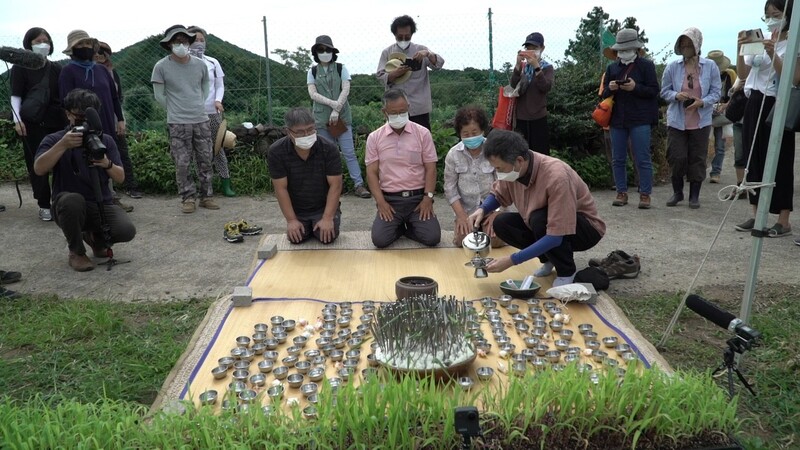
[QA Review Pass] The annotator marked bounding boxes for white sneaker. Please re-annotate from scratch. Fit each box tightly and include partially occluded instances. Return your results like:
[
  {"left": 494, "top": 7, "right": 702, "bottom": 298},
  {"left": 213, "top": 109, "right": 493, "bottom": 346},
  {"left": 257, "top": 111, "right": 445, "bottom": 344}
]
[
  {"left": 533, "top": 262, "right": 554, "bottom": 277},
  {"left": 39, "top": 208, "right": 52, "bottom": 221}
]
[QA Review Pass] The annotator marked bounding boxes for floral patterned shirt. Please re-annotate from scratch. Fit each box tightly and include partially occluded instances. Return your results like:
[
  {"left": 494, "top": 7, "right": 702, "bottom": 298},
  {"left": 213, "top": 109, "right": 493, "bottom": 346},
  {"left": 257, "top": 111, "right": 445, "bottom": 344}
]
[{"left": 443, "top": 141, "right": 497, "bottom": 215}]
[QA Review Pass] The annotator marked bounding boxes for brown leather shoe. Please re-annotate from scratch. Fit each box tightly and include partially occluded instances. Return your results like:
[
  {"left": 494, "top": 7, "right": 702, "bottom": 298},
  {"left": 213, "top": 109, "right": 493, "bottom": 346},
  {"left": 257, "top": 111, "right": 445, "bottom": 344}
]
[
  {"left": 612, "top": 192, "right": 628, "bottom": 206},
  {"left": 69, "top": 252, "right": 95, "bottom": 272},
  {"left": 199, "top": 197, "right": 220, "bottom": 210},
  {"left": 638, "top": 194, "right": 651, "bottom": 209},
  {"left": 181, "top": 199, "right": 196, "bottom": 214}
]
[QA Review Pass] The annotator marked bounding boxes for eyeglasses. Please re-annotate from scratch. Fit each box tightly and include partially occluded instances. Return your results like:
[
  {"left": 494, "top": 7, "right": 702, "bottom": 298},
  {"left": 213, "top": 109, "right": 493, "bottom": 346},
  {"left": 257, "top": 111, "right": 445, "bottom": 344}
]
[
  {"left": 687, "top": 74, "right": 694, "bottom": 90},
  {"left": 288, "top": 125, "right": 316, "bottom": 137},
  {"left": 761, "top": 15, "right": 784, "bottom": 22}
]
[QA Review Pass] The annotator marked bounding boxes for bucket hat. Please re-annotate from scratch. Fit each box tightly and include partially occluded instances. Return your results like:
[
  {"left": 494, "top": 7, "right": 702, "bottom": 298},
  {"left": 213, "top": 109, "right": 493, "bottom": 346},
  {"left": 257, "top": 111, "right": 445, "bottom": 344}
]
[
  {"left": 611, "top": 29, "right": 643, "bottom": 51},
  {"left": 160, "top": 25, "right": 196, "bottom": 51}
]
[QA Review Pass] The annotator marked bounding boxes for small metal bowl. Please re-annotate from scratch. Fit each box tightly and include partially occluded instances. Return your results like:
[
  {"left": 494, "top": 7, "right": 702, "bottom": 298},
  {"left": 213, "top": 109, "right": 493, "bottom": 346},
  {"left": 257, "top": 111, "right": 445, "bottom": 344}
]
[
  {"left": 585, "top": 340, "right": 601, "bottom": 350},
  {"left": 511, "top": 361, "right": 527, "bottom": 377},
  {"left": 333, "top": 337, "right": 346, "bottom": 349},
  {"left": 282, "top": 355, "right": 299, "bottom": 368},
  {"left": 232, "top": 361, "right": 249, "bottom": 371},
  {"left": 549, "top": 320, "right": 564, "bottom": 332},
  {"left": 564, "top": 354, "right": 580, "bottom": 364},
  {"left": 542, "top": 301, "right": 556, "bottom": 310},
  {"left": 500, "top": 343, "right": 516, "bottom": 354},
  {"left": 567, "top": 346, "right": 582, "bottom": 356},
  {"left": 254, "top": 323, "right": 269, "bottom": 333},
  {"left": 582, "top": 331, "right": 598, "bottom": 341},
  {"left": 548, "top": 306, "right": 562, "bottom": 317},
  {"left": 199, "top": 390, "right": 218, "bottom": 406},
  {"left": 273, "top": 366, "right": 289, "bottom": 380},
  {"left": 240, "top": 349, "right": 256, "bottom": 362},
  {"left": 212, "top": 366, "right": 228, "bottom": 380},
  {"left": 327, "top": 377, "right": 343, "bottom": 389},
  {"left": 531, "top": 357, "right": 548, "bottom": 370},
  {"left": 286, "top": 345, "right": 302, "bottom": 356},
  {"left": 263, "top": 338, "right": 279, "bottom": 350},
  {"left": 230, "top": 347, "right": 245, "bottom": 359},
  {"left": 273, "top": 332, "right": 288, "bottom": 344},
  {"left": 320, "top": 345, "right": 335, "bottom": 356},
  {"left": 287, "top": 373, "right": 304, "bottom": 388},
  {"left": 578, "top": 323, "right": 593, "bottom": 334},
  {"left": 252, "top": 332, "right": 267, "bottom": 344},
  {"left": 258, "top": 359, "right": 274, "bottom": 373},
  {"left": 554, "top": 339, "right": 570, "bottom": 351},
  {"left": 322, "top": 322, "right": 336, "bottom": 332},
  {"left": 236, "top": 336, "right": 251, "bottom": 348},
  {"left": 295, "top": 360, "right": 312, "bottom": 374},
  {"left": 301, "top": 382, "right": 318, "bottom": 398},
  {"left": 545, "top": 350, "right": 562, "bottom": 364},
  {"left": 347, "top": 337, "right": 363, "bottom": 349},
  {"left": 263, "top": 350, "right": 279, "bottom": 361},
  {"left": 534, "top": 344, "right": 549, "bottom": 357},
  {"left": 293, "top": 336, "right": 308, "bottom": 348},
  {"left": 337, "top": 316, "right": 351, "bottom": 328},
  {"left": 367, "top": 353, "right": 379, "bottom": 367},
  {"left": 308, "top": 367, "right": 325, "bottom": 382},
  {"left": 307, "top": 393, "right": 319, "bottom": 404},
  {"left": 476, "top": 366, "right": 494, "bottom": 381},
  {"left": 251, "top": 343, "right": 267, "bottom": 355},
  {"left": 312, "top": 355, "right": 327, "bottom": 366},
  {"left": 457, "top": 376, "right": 474, "bottom": 391},
  {"left": 559, "top": 329, "right": 574, "bottom": 342},
  {"left": 361, "top": 368, "right": 379, "bottom": 380},
  {"left": 303, "top": 405, "right": 318, "bottom": 420},
  {"left": 524, "top": 336, "right": 540, "bottom": 349},
  {"left": 232, "top": 369, "right": 249, "bottom": 382},
  {"left": 218, "top": 356, "right": 235, "bottom": 370},
  {"left": 304, "top": 349, "right": 321, "bottom": 361},
  {"left": 521, "top": 348, "right": 536, "bottom": 361},
  {"left": 337, "top": 328, "right": 352, "bottom": 339},
  {"left": 330, "top": 349, "right": 344, "bottom": 362},
  {"left": 282, "top": 319, "right": 296, "bottom": 332},
  {"left": 346, "top": 349, "right": 361, "bottom": 360},
  {"left": 316, "top": 337, "right": 332, "bottom": 348},
  {"left": 604, "top": 358, "right": 619, "bottom": 368},
  {"left": 621, "top": 352, "right": 638, "bottom": 362},
  {"left": 250, "top": 373, "right": 267, "bottom": 387},
  {"left": 498, "top": 295, "right": 513, "bottom": 307},
  {"left": 320, "top": 329, "right": 335, "bottom": 338},
  {"left": 267, "top": 384, "right": 284, "bottom": 401},
  {"left": 614, "top": 343, "right": 632, "bottom": 356},
  {"left": 343, "top": 358, "right": 359, "bottom": 369},
  {"left": 340, "top": 308, "right": 354, "bottom": 318},
  {"left": 602, "top": 336, "right": 619, "bottom": 348},
  {"left": 515, "top": 322, "right": 529, "bottom": 334},
  {"left": 228, "top": 380, "right": 246, "bottom": 393},
  {"left": 360, "top": 314, "right": 374, "bottom": 326},
  {"left": 511, "top": 353, "right": 526, "bottom": 364},
  {"left": 528, "top": 306, "right": 543, "bottom": 317},
  {"left": 270, "top": 315, "right": 285, "bottom": 326},
  {"left": 591, "top": 350, "right": 608, "bottom": 363}
]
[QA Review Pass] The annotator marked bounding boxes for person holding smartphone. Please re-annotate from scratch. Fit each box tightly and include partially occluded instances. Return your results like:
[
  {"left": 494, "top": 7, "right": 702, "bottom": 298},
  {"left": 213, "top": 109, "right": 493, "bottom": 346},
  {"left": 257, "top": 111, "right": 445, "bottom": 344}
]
[{"left": 660, "top": 27, "right": 721, "bottom": 209}]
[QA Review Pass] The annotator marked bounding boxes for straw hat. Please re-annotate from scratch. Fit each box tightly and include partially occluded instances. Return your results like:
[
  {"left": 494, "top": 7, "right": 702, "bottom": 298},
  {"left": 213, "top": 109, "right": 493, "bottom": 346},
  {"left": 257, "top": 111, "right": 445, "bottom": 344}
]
[
  {"left": 214, "top": 119, "right": 229, "bottom": 155},
  {"left": 385, "top": 53, "right": 412, "bottom": 84},
  {"left": 63, "top": 30, "right": 97, "bottom": 55},
  {"left": 707, "top": 50, "right": 731, "bottom": 72}
]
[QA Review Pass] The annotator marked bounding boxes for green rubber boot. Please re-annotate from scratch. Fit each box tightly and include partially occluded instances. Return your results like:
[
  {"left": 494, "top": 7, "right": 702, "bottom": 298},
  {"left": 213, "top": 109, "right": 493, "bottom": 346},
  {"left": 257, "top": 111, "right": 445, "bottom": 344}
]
[{"left": 221, "top": 178, "right": 237, "bottom": 197}]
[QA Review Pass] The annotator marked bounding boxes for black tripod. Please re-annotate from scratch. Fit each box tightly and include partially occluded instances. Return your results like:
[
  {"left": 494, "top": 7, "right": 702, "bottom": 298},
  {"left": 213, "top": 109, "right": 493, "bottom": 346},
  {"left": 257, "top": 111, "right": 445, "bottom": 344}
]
[
  {"left": 87, "top": 162, "right": 129, "bottom": 271},
  {"left": 712, "top": 337, "right": 757, "bottom": 400}
]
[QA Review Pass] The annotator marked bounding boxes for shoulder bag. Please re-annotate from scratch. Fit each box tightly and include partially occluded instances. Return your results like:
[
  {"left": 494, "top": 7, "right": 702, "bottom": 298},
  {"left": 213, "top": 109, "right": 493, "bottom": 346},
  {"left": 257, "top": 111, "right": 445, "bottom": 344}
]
[
  {"left": 19, "top": 63, "right": 52, "bottom": 124},
  {"left": 591, "top": 63, "right": 635, "bottom": 128}
]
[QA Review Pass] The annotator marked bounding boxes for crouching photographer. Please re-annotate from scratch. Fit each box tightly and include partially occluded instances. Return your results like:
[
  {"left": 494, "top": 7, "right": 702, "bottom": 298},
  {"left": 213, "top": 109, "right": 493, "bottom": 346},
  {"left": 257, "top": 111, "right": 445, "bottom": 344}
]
[{"left": 34, "top": 89, "right": 136, "bottom": 272}]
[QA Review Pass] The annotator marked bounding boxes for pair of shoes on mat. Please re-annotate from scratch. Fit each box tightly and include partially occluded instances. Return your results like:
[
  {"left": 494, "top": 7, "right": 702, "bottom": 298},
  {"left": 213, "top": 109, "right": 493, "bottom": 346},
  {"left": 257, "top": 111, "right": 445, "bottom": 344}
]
[
  {"left": 589, "top": 250, "right": 640, "bottom": 279},
  {"left": 224, "top": 219, "right": 263, "bottom": 243}
]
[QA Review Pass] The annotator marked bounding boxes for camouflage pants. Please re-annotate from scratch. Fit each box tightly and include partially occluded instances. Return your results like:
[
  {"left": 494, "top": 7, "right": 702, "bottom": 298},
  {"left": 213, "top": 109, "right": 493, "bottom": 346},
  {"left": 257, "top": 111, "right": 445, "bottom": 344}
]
[{"left": 169, "top": 122, "right": 214, "bottom": 201}]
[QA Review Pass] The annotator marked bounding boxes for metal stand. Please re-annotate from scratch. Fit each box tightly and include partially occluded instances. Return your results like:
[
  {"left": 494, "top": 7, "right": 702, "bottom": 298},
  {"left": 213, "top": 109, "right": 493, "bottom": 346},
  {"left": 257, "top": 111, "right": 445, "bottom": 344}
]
[
  {"left": 87, "top": 163, "right": 129, "bottom": 271},
  {"left": 711, "top": 339, "right": 756, "bottom": 400}
]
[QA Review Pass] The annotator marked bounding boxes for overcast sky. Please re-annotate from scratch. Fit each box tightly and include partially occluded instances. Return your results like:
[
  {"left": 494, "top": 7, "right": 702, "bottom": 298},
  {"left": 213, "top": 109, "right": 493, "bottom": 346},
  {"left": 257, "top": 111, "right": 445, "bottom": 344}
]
[{"left": 0, "top": 1, "right": 765, "bottom": 75}]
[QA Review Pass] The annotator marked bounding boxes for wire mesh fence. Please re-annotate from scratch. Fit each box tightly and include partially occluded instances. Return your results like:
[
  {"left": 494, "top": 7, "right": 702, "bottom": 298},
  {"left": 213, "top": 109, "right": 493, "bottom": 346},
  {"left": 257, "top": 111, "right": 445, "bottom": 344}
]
[{"left": 1, "top": 10, "right": 614, "bottom": 134}]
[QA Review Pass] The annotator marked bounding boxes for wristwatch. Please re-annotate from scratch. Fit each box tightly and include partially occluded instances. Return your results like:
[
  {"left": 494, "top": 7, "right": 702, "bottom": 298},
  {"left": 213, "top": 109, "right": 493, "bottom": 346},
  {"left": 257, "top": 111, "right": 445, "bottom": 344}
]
[
  {"left": 105, "top": 160, "right": 113, "bottom": 170},
  {"left": 426, "top": 192, "right": 435, "bottom": 201}
]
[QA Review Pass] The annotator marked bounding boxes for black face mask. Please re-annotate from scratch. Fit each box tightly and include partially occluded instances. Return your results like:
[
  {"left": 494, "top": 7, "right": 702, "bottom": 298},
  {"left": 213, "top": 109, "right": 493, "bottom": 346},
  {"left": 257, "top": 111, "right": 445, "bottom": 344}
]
[{"left": 72, "top": 47, "right": 95, "bottom": 61}]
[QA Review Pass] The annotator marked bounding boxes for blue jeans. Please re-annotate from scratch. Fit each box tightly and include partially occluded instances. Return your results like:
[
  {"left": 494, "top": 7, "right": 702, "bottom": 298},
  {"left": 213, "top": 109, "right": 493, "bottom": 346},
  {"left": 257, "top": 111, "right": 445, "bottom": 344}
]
[
  {"left": 710, "top": 126, "right": 725, "bottom": 176},
  {"left": 610, "top": 125, "right": 653, "bottom": 195},
  {"left": 317, "top": 126, "right": 365, "bottom": 187}
]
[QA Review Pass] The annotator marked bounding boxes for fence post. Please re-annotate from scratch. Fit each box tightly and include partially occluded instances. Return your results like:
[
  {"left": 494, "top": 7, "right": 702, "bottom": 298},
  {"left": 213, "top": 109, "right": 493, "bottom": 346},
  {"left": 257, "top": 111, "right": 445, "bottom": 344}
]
[
  {"left": 488, "top": 8, "right": 495, "bottom": 87},
  {"left": 262, "top": 16, "right": 274, "bottom": 126}
]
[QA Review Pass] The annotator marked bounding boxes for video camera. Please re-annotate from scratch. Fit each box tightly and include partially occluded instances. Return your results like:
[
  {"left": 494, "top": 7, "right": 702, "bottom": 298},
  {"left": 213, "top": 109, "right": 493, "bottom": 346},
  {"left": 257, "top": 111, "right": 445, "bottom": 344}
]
[{"left": 72, "top": 107, "right": 107, "bottom": 161}]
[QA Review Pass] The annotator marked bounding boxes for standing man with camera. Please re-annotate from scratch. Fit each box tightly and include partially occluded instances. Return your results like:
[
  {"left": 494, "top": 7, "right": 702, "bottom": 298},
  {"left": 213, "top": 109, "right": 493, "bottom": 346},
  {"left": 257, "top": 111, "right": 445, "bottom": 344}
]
[
  {"left": 376, "top": 15, "right": 444, "bottom": 130},
  {"left": 34, "top": 89, "right": 136, "bottom": 271},
  {"left": 151, "top": 25, "right": 218, "bottom": 213}
]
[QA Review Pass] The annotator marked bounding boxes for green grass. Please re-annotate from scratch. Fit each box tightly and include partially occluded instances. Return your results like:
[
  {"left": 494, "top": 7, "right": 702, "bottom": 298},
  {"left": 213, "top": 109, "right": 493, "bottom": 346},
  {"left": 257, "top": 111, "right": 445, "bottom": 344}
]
[{"left": 0, "top": 290, "right": 797, "bottom": 448}]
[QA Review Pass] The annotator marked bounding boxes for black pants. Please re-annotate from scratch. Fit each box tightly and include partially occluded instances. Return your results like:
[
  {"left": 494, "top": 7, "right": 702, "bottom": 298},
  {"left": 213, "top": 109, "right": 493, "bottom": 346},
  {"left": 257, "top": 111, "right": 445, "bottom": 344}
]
[
  {"left": 666, "top": 126, "right": 710, "bottom": 183},
  {"left": 493, "top": 208, "right": 602, "bottom": 276},
  {"left": 409, "top": 113, "right": 431, "bottom": 131},
  {"left": 114, "top": 134, "right": 139, "bottom": 190},
  {"left": 21, "top": 123, "right": 60, "bottom": 208},
  {"left": 743, "top": 91, "right": 795, "bottom": 213},
  {"left": 515, "top": 116, "right": 550, "bottom": 155},
  {"left": 292, "top": 207, "right": 342, "bottom": 245},
  {"left": 52, "top": 192, "right": 137, "bottom": 255}
]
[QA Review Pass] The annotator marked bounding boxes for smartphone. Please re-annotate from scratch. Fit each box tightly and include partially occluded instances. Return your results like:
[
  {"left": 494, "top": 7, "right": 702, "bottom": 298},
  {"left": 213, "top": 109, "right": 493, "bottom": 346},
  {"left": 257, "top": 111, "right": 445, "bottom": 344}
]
[
  {"left": 617, "top": 79, "right": 631, "bottom": 85},
  {"left": 740, "top": 29, "right": 765, "bottom": 55},
  {"left": 683, "top": 99, "right": 694, "bottom": 109}
]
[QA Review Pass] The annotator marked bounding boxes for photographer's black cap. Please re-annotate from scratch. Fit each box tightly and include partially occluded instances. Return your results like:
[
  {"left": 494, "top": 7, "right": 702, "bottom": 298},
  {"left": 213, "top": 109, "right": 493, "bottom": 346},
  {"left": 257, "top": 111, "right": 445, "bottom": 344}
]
[{"left": 523, "top": 32, "right": 544, "bottom": 47}]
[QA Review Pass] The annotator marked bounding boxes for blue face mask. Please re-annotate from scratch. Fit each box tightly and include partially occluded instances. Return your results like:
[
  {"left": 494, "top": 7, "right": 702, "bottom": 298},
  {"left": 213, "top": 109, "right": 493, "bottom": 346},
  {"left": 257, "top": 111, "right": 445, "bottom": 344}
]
[{"left": 462, "top": 135, "right": 485, "bottom": 149}]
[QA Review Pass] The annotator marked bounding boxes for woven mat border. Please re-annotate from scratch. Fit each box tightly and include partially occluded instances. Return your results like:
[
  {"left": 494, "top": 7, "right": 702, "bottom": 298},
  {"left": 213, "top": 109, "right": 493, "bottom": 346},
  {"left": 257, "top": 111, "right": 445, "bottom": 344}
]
[{"left": 262, "top": 230, "right": 458, "bottom": 251}]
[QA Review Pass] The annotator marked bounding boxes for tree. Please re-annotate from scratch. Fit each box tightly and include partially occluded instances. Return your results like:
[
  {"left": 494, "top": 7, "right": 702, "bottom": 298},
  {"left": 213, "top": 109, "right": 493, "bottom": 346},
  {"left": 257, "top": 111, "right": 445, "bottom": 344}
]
[
  {"left": 564, "top": 6, "right": 649, "bottom": 70},
  {"left": 272, "top": 47, "right": 312, "bottom": 72}
]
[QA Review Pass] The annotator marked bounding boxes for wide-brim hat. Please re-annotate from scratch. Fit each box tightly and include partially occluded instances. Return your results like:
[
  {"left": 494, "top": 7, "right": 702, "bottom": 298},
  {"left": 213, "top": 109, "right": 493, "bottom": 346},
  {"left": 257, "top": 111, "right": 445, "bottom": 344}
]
[
  {"left": 313, "top": 35, "right": 339, "bottom": 53},
  {"left": 707, "top": 50, "right": 730, "bottom": 71},
  {"left": 223, "top": 131, "right": 236, "bottom": 149},
  {"left": 385, "top": 55, "right": 412, "bottom": 84},
  {"left": 611, "top": 28, "right": 643, "bottom": 51},
  {"left": 160, "top": 25, "right": 195, "bottom": 51},
  {"left": 214, "top": 119, "right": 228, "bottom": 155},
  {"left": 63, "top": 29, "right": 97, "bottom": 55}
]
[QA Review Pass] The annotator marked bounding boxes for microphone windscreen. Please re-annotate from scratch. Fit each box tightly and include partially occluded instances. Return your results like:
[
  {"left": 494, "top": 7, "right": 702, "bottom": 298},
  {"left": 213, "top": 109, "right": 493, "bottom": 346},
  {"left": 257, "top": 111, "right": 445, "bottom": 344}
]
[
  {"left": 686, "top": 294, "right": 737, "bottom": 330},
  {"left": 85, "top": 107, "right": 103, "bottom": 132}
]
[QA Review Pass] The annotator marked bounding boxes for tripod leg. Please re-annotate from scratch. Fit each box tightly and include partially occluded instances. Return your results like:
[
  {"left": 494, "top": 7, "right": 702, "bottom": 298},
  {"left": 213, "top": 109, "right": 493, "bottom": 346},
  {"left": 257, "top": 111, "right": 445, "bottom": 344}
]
[
  {"left": 726, "top": 366, "right": 736, "bottom": 400},
  {"left": 733, "top": 367, "right": 757, "bottom": 396}
]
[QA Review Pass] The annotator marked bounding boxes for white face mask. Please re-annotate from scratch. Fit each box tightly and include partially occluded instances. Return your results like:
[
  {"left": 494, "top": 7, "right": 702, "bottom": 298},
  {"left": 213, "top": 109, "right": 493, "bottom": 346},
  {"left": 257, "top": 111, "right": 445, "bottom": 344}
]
[
  {"left": 496, "top": 162, "right": 520, "bottom": 182},
  {"left": 318, "top": 52, "right": 333, "bottom": 63},
  {"left": 765, "top": 17, "right": 783, "bottom": 32},
  {"left": 172, "top": 43, "right": 189, "bottom": 58},
  {"left": 396, "top": 40, "right": 411, "bottom": 50},
  {"left": 294, "top": 133, "right": 317, "bottom": 150},
  {"left": 618, "top": 50, "right": 637, "bottom": 64},
  {"left": 31, "top": 43, "right": 50, "bottom": 56},
  {"left": 387, "top": 112, "right": 409, "bottom": 129}
]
